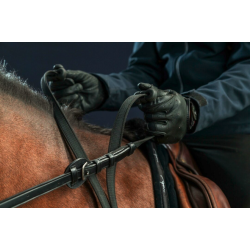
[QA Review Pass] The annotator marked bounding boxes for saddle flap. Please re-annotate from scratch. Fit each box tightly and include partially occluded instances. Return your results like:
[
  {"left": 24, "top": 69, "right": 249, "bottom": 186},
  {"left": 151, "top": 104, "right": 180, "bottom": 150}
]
[
  {"left": 166, "top": 142, "right": 230, "bottom": 208},
  {"left": 167, "top": 143, "right": 202, "bottom": 175}
]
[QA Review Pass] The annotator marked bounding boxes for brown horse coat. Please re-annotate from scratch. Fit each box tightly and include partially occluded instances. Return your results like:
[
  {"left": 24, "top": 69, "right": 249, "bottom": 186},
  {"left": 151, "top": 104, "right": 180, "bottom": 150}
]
[{"left": 0, "top": 69, "right": 154, "bottom": 208}]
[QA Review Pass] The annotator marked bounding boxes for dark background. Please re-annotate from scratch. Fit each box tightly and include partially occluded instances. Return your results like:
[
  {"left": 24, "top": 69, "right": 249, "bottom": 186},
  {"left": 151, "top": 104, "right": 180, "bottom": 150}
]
[{"left": 0, "top": 42, "right": 143, "bottom": 128}]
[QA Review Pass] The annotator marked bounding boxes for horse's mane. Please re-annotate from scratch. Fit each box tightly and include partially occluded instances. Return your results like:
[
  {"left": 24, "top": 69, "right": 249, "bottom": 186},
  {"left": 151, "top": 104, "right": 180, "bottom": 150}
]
[
  {"left": 0, "top": 63, "right": 144, "bottom": 141},
  {"left": 0, "top": 63, "right": 53, "bottom": 115}
]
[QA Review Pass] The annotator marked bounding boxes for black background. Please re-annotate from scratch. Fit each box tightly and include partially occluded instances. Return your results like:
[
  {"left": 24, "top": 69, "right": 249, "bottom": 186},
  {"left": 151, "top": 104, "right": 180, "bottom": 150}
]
[{"left": 0, "top": 42, "right": 143, "bottom": 128}]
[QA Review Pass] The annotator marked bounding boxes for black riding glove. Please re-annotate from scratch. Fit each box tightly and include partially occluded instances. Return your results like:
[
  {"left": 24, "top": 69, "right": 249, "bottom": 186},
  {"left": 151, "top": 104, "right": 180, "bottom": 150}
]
[
  {"left": 136, "top": 83, "right": 198, "bottom": 144},
  {"left": 46, "top": 64, "right": 108, "bottom": 113}
]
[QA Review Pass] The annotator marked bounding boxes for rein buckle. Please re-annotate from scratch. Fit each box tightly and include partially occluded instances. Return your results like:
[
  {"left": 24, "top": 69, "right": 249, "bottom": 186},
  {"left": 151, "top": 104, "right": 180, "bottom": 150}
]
[{"left": 64, "top": 158, "right": 88, "bottom": 189}]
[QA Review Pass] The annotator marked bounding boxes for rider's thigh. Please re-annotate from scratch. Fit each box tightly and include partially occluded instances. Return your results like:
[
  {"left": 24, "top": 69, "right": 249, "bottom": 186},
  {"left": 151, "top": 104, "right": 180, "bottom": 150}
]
[{"left": 182, "top": 134, "right": 250, "bottom": 208}]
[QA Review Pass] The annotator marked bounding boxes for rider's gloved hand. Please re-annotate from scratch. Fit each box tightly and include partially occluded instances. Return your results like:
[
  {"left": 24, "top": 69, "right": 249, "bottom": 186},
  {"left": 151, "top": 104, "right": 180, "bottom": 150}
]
[
  {"left": 136, "top": 83, "right": 198, "bottom": 144},
  {"left": 46, "top": 64, "right": 108, "bottom": 113}
]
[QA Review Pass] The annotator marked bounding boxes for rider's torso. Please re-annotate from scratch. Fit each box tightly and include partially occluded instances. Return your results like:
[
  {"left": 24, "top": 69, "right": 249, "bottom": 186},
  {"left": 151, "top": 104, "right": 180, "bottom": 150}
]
[{"left": 156, "top": 42, "right": 231, "bottom": 93}]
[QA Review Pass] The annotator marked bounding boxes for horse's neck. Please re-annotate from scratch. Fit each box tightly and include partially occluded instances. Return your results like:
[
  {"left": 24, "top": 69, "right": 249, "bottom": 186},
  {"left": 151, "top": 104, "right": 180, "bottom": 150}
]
[
  {"left": 0, "top": 93, "right": 108, "bottom": 166},
  {"left": 0, "top": 93, "right": 103, "bottom": 207},
  {"left": 0, "top": 94, "right": 71, "bottom": 167},
  {"left": 0, "top": 94, "right": 154, "bottom": 207}
]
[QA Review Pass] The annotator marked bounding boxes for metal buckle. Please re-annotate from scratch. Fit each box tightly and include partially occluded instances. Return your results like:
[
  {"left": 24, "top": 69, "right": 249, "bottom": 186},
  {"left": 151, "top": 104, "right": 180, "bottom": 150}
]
[
  {"left": 64, "top": 158, "right": 88, "bottom": 189},
  {"left": 82, "top": 162, "right": 88, "bottom": 182}
]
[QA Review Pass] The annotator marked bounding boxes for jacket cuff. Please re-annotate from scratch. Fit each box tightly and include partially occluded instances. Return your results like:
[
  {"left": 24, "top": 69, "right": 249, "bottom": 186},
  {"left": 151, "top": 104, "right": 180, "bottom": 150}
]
[
  {"left": 182, "top": 89, "right": 207, "bottom": 107},
  {"left": 182, "top": 89, "right": 208, "bottom": 133}
]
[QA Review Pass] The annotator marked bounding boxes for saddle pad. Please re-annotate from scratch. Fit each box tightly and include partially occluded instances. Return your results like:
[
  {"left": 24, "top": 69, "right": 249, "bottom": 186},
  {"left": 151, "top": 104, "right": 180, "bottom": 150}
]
[{"left": 143, "top": 141, "right": 178, "bottom": 208}]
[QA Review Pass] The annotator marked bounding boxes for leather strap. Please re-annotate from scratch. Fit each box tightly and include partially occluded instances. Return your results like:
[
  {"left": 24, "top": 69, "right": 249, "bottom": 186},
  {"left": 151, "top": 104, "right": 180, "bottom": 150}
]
[
  {"left": 41, "top": 72, "right": 88, "bottom": 160},
  {"left": 41, "top": 71, "right": 110, "bottom": 208},
  {"left": 0, "top": 135, "right": 152, "bottom": 208},
  {"left": 107, "top": 93, "right": 149, "bottom": 208},
  {"left": 0, "top": 72, "right": 154, "bottom": 208},
  {"left": 144, "top": 141, "right": 170, "bottom": 208}
]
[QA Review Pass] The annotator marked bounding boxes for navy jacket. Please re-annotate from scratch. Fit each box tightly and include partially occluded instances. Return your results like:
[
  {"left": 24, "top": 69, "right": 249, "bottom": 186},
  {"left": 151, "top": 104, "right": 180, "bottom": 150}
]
[{"left": 95, "top": 42, "right": 250, "bottom": 136}]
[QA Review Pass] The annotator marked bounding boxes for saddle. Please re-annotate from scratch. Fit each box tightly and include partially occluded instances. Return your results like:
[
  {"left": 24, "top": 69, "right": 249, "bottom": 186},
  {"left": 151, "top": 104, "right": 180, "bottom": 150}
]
[
  {"left": 166, "top": 142, "right": 230, "bottom": 208},
  {"left": 125, "top": 118, "right": 230, "bottom": 208}
]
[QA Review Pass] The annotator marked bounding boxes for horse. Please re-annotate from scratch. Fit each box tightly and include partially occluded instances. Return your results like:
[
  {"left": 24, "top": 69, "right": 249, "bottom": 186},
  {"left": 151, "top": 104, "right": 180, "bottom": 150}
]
[{"left": 0, "top": 65, "right": 155, "bottom": 208}]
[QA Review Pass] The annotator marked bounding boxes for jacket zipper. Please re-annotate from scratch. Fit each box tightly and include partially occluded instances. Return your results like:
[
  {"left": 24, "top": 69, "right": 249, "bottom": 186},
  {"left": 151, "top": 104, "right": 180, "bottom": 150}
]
[{"left": 176, "top": 42, "right": 188, "bottom": 93}]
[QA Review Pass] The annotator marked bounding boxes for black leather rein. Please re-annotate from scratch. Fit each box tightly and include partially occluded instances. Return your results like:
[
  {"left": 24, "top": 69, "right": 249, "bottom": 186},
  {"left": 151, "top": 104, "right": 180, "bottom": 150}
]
[
  {"left": 0, "top": 137, "right": 152, "bottom": 208},
  {"left": 0, "top": 70, "right": 154, "bottom": 208}
]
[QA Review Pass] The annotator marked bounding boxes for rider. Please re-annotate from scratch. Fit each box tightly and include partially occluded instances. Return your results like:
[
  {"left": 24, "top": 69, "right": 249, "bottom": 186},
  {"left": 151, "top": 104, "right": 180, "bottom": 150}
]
[{"left": 47, "top": 42, "right": 250, "bottom": 208}]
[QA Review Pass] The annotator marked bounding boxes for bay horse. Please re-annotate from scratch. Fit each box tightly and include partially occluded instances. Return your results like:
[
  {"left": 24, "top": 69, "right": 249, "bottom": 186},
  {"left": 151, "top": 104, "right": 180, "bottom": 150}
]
[{"left": 0, "top": 65, "right": 154, "bottom": 208}]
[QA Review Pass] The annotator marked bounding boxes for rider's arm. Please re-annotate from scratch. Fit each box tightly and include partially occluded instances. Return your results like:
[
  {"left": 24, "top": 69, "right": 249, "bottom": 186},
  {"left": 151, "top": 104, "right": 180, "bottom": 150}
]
[
  {"left": 182, "top": 43, "right": 250, "bottom": 133},
  {"left": 94, "top": 42, "right": 164, "bottom": 111}
]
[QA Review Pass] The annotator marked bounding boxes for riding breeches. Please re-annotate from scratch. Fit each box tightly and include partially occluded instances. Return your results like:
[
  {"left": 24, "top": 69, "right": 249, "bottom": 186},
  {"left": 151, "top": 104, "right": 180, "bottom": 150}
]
[{"left": 182, "top": 134, "right": 250, "bottom": 208}]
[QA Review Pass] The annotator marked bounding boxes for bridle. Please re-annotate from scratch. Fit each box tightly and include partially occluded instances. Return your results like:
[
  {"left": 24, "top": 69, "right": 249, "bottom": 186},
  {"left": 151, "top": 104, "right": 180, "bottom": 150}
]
[{"left": 0, "top": 71, "right": 154, "bottom": 208}]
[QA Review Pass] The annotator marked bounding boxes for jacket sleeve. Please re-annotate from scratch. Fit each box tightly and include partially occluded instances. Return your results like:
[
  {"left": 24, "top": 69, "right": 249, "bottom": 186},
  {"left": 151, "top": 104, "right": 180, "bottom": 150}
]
[
  {"left": 182, "top": 42, "right": 250, "bottom": 133},
  {"left": 93, "top": 42, "right": 164, "bottom": 111}
]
